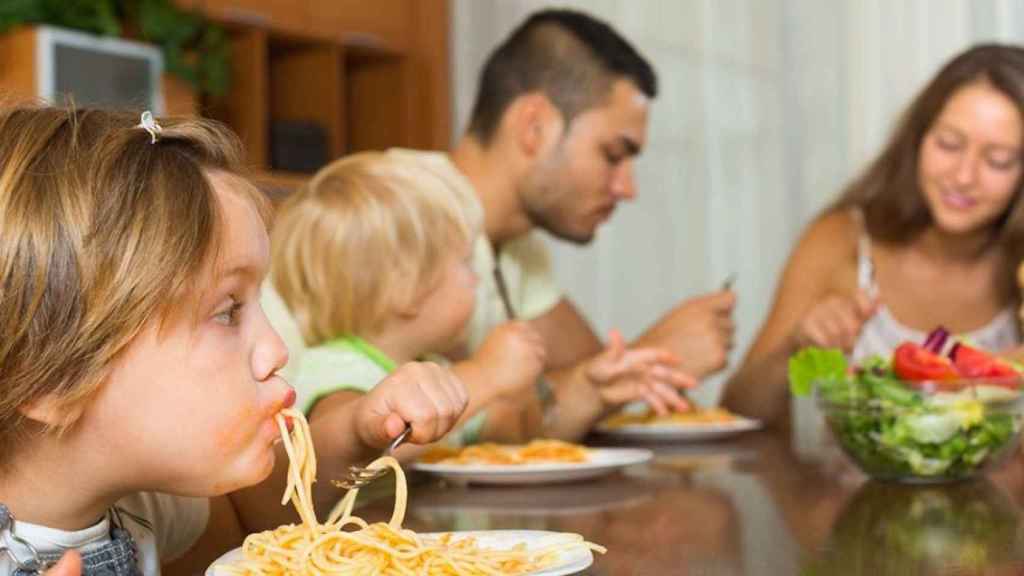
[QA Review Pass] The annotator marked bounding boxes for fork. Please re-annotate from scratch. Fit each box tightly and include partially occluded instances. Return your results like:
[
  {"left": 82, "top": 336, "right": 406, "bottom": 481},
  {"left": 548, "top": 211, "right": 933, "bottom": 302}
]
[
  {"left": 332, "top": 424, "right": 412, "bottom": 490},
  {"left": 721, "top": 273, "right": 736, "bottom": 291}
]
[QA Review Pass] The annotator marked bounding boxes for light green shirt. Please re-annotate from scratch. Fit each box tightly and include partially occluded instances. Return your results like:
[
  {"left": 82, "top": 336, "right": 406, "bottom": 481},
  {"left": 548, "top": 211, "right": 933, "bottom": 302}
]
[{"left": 293, "top": 335, "right": 486, "bottom": 446}]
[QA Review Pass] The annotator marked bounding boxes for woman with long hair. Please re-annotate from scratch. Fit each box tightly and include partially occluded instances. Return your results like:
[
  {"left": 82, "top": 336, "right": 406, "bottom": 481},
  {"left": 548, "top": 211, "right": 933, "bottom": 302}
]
[{"left": 723, "top": 44, "right": 1024, "bottom": 426}]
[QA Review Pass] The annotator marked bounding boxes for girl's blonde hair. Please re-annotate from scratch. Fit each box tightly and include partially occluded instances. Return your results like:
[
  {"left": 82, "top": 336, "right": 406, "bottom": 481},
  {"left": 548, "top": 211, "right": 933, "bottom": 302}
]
[
  {"left": 0, "top": 103, "right": 268, "bottom": 465},
  {"left": 271, "top": 151, "right": 482, "bottom": 346}
]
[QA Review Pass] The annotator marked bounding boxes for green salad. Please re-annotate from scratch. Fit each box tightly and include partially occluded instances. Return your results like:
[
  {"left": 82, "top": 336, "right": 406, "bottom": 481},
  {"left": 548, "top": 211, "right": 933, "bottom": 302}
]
[{"left": 789, "top": 347, "right": 1022, "bottom": 479}]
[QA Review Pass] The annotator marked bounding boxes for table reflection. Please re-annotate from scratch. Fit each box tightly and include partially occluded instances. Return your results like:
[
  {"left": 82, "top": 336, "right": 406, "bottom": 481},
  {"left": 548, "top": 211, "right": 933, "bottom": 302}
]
[{"left": 804, "top": 479, "right": 1024, "bottom": 575}]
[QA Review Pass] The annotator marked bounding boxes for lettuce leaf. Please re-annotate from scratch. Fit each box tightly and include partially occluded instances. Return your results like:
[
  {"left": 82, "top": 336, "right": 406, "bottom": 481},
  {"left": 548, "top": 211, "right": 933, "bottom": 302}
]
[{"left": 789, "top": 347, "right": 848, "bottom": 396}]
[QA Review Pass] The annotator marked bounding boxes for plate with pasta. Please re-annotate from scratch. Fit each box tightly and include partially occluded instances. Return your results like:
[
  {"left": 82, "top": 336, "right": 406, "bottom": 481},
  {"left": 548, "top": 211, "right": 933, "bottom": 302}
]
[
  {"left": 595, "top": 408, "right": 761, "bottom": 442},
  {"left": 410, "top": 440, "right": 652, "bottom": 485},
  {"left": 208, "top": 530, "right": 595, "bottom": 576},
  {"left": 207, "top": 410, "right": 604, "bottom": 576}
]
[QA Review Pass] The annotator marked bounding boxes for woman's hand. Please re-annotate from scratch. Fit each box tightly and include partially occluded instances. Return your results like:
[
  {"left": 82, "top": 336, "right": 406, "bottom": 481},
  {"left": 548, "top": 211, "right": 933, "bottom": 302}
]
[{"left": 793, "top": 290, "right": 877, "bottom": 353}]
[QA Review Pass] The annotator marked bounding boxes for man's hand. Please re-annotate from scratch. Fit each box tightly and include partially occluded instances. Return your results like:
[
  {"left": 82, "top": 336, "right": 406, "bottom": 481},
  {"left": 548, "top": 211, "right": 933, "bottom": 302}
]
[
  {"left": 638, "top": 290, "right": 737, "bottom": 378},
  {"left": 585, "top": 330, "right": 698, "bottom": 415}
]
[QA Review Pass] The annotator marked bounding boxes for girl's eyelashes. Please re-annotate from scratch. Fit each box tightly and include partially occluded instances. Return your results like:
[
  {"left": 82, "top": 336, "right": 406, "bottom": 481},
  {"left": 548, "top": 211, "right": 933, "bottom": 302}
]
[
  {"left": 213, "top": 296, "right": 244, "bottom": 326},
  {"left": 932, "top": 130, "right": 1020, "bottom": 171},
  {"left": 933, "top": 130, "right": 963, "bottom": 151},
  {"left": 984, "top": 150, "right": 1020, "bottom": 171}
]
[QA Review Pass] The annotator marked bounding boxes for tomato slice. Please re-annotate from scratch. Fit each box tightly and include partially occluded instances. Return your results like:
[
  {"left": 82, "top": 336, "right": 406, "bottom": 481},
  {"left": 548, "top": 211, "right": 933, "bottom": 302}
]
[
  {"left": 893, "top": 342, "right": 960, "bottom": 382},
  {"left": 951, "top": 343, "right": 1020, "bottom": 385}
]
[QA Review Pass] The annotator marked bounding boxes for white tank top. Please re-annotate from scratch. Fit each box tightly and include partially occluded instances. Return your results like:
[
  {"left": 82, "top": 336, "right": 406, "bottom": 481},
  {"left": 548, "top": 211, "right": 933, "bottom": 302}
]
[{"left": 850, "top": 213, "right": 1020, "bottom": 363}]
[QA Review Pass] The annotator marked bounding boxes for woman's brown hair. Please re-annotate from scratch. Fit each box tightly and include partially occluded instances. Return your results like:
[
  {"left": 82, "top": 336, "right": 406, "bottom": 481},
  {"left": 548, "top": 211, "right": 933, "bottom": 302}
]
[
  {"left": 0, "top": 103, "right": 268, "bottom": 466},
  {"left": 832, "top": 44, "right": 1024, "bottom": 295}
]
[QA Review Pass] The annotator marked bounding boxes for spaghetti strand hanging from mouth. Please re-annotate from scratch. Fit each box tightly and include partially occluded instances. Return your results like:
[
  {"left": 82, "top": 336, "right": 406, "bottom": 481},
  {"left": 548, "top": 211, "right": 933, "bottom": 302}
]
[{"left": 213, "top": 408, "right": 605, "bottom": 575}]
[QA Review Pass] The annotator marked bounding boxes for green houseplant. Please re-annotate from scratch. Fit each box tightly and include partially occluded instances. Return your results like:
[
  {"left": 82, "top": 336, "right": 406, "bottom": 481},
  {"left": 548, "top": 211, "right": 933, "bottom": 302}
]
[{"left": 0, "top": 0, "right": 230, "bottom": 96}]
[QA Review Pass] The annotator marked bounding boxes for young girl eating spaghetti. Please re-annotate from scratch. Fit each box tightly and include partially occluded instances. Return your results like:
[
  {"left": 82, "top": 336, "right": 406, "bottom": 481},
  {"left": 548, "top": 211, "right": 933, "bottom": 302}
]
[{"left": 0, "top": 105, "right": 468, "bottom": 576}]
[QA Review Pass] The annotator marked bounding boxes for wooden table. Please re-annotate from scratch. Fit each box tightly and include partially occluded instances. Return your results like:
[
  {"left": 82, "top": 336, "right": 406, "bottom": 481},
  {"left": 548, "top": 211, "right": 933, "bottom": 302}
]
[{"left": 357, "top": 431, "right": 1024, "bottom": 575}]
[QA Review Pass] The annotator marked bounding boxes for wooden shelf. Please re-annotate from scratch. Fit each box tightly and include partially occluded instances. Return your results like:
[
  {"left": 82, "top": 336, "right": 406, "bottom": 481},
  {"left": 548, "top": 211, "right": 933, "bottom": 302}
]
[
  {"left": 307, "top": 0, "right": 413, "bottom": 52},
  {"left": 269, "top": 39, "right": 345, "bottom": 158},
  {"left": 177, "top": 0, "right": 312, "bottom": 37},
  {"left": 1, "top": 0, "right": 450, "bottom": 200},
  {"left": 197, "top": 0, "right": 450, "bottom": 194}
]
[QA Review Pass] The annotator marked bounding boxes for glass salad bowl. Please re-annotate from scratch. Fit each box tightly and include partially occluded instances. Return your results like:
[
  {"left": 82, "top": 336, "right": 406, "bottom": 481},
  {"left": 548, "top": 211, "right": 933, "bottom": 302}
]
[{"left": 815, "top": 375, "right": 1024, "bottom": 483}]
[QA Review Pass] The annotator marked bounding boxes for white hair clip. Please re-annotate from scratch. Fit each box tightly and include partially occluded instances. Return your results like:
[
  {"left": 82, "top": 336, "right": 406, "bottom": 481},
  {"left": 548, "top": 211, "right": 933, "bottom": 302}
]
[{"left": 137, "top": 110, "right": 163, "bottom": 144}]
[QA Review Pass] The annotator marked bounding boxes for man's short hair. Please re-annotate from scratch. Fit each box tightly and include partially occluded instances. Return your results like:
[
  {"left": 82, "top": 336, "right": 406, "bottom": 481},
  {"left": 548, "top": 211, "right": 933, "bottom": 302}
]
[{"left": 467, "top": 9, "right": 658, "bottom": 143}]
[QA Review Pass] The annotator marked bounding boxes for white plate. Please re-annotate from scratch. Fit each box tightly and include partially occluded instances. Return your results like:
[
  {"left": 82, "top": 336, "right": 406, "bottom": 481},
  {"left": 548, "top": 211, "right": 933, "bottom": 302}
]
[
  {"left": 594, "top": 417, "right": 762, "bottom": 442},
  {"left": 206, "top": 530, "right": 594, "bottom": 576},
  {"left": 409, "top": 447, "right": 652, "bottom": 485}
]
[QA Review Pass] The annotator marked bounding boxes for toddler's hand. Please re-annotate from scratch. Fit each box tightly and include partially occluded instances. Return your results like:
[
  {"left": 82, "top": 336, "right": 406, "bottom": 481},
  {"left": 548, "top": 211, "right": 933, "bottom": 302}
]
[{"left": 473, "top": 321, "right": 547, "bottom": 398}]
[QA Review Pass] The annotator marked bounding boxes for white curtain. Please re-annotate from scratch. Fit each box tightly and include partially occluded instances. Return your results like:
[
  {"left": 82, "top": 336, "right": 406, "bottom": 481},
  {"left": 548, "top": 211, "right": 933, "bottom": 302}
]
[{"left": 451, "top": 0, "right": 1024, "bottom": 405}]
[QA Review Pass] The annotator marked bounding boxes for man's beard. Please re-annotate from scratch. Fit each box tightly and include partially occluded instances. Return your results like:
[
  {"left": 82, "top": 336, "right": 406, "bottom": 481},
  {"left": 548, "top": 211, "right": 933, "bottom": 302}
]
[{"left": 525, "top": 203, "right": 595, "bottom": 245}]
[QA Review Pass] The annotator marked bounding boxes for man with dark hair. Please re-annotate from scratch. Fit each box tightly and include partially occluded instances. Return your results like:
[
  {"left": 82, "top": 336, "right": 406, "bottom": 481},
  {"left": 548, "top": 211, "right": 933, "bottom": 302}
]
[
  {"left": 399, "top": 9, "right": 736, "bottom": 438},
  {"left": 468, "top": 10, "right": 657, "bottom": 150}
]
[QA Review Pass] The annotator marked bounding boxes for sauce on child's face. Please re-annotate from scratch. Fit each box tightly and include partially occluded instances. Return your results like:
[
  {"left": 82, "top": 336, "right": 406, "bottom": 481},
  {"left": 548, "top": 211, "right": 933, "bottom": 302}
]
[{"left": 78, "top": 172, "right": 292, "bottom": 496}]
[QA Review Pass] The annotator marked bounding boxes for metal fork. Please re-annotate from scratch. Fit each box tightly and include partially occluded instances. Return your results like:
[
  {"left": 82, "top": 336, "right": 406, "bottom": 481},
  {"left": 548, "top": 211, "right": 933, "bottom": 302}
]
[
  {"left": 332, "top": 424, "right": 412, "bottom": 490},
  {"left": 721, "top": 273, "right": 736, "bottom": 291}
]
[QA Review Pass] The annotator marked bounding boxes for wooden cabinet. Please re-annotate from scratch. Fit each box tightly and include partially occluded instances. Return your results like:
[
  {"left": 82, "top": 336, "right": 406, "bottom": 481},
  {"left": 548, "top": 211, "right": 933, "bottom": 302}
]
[
  {"left": 0, "top": 1, "right": 450, "bottom": 197},
  {"left": 269, "top": 41, "right": 345, "bottom": 158},
  {"left": 177, "top": 0, "right": 312, "bottom": 37},
  {"left": 206, "top": 28, "right": 269, "bottom": 165},
  {"left": 0, "top": 28, "right": 35, "bottom": 97},
  {"left": 200, "top": 0, "right": 450, "bottom": 196},
  {"left": 307, "top": 0, "right": 413, "bottom": 50}
]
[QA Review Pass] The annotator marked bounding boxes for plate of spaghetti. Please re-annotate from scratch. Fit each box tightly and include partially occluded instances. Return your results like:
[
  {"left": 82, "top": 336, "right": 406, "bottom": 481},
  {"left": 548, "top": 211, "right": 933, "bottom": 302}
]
[
  {"left": 595, "top": 408, "right": 761, "bottom": 442},
  {"left": 410, "top": 440, "right": 652, "bottom": 485},
  {"left": 208, "top": 410, "right": 605, "bottom": 575}
]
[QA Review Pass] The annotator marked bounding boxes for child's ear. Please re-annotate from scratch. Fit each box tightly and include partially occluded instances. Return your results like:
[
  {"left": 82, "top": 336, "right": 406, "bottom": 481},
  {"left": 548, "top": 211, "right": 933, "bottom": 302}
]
[
  {"left": 394, "top": 283, "right": 433, "bottom": 320},
  {"left": 395, "top": 296, "right": 422, "bottom": 319},
  {"left": 18, "top": 394, "right": 82, "bottom": 428}
]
